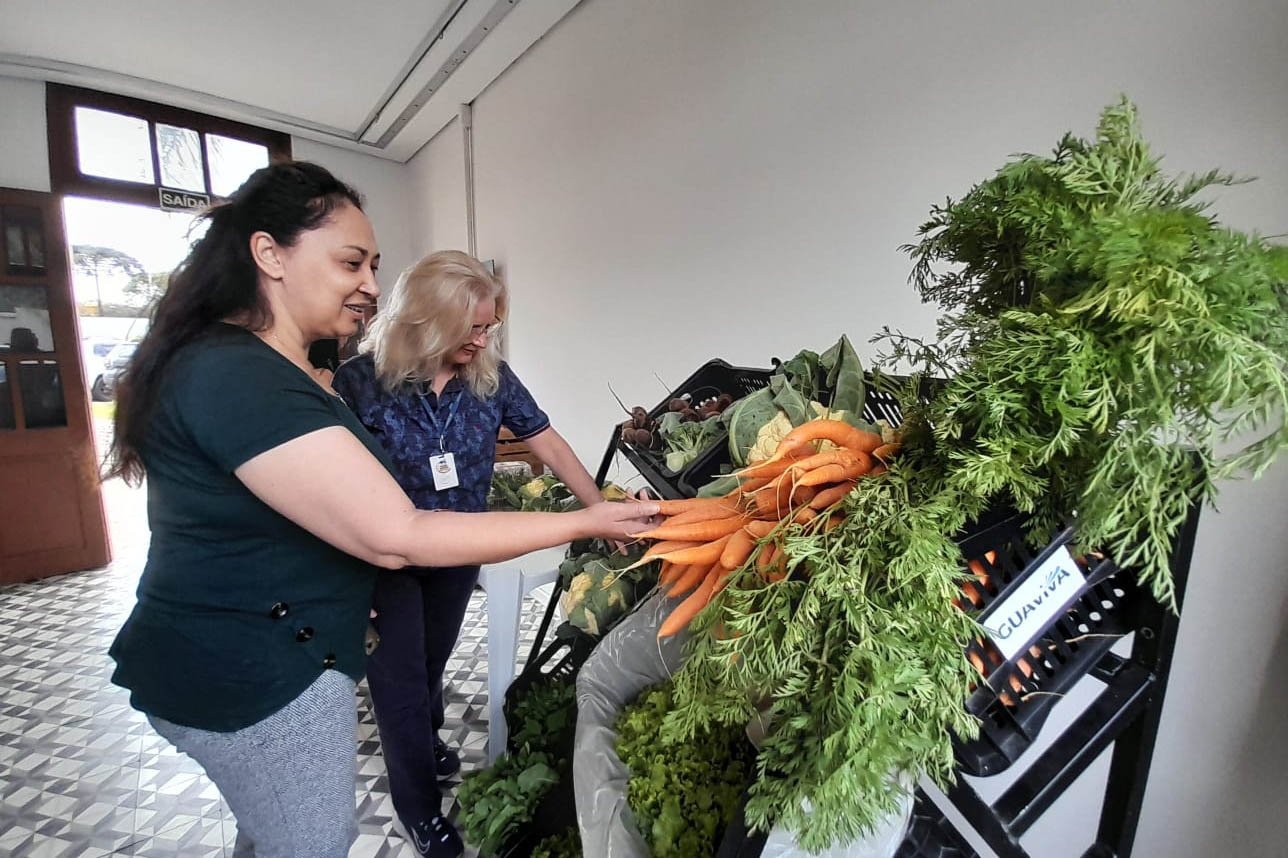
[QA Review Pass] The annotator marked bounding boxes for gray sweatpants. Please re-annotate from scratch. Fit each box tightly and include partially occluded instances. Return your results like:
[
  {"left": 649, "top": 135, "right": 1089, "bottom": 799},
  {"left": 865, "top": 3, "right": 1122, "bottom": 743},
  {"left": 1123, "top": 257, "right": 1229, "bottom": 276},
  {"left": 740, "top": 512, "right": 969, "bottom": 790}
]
[{"left": 148, "top": 669, "right": 359, "bottom": 858}]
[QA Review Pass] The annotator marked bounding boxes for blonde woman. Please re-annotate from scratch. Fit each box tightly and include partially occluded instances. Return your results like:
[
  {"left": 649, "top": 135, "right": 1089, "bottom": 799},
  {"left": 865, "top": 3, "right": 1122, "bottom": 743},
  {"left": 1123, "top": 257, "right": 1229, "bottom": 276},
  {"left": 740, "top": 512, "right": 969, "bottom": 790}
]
[{"left": 331, "top": 251, "right": 603, "bottom": 857}]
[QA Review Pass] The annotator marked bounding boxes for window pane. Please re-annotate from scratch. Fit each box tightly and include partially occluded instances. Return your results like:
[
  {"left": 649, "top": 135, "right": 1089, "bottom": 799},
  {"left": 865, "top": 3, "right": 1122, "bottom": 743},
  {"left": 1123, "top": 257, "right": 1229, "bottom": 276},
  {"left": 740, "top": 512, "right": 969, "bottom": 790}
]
[
  {"left": 75, "top": 107, "right": 155, "bottom": 184},
  {"left": 1, "top": 285, "right": 55, "bottom": 353},
  {"left": 19, "top": 360, "right": 67, "bottom": 428},
  {"left": 156, "top": 124, "right": 205, "bottom": 192},
  {"left": 209, "top": 135, "right": 269, "bottom": 197},
  {"left": 5, "top": 223, "right": 25, "bottom": 268},
  {"left": 2, "top": 205, "right": 47, "bottom": 275}
]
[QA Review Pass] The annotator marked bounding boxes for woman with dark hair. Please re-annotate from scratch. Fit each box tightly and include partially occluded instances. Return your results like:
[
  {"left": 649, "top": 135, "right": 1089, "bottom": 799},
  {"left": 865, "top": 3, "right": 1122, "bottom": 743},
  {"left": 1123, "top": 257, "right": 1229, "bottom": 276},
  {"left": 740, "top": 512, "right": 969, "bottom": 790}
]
[{"left": 105, "top": 161, "right": 655, "bottom": 858}]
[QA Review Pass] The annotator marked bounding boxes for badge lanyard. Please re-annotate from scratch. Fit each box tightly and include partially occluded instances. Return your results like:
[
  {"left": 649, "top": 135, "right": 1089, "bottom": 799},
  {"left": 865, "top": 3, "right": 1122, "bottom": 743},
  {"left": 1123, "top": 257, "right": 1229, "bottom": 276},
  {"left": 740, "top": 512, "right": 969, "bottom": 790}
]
[
  {"left": 420, "top": 389, "right": 463, "bottom": 490},
  {"left": 419, "top": 388, "right": 463, "bottom": 452}
]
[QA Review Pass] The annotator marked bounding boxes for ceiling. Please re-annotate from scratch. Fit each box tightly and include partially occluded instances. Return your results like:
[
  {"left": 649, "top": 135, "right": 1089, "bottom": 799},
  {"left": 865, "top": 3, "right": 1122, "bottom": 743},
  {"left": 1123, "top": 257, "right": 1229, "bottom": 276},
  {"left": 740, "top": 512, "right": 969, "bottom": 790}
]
[{"left": 0, "top": 0, "right": 581, "bottom": 162}]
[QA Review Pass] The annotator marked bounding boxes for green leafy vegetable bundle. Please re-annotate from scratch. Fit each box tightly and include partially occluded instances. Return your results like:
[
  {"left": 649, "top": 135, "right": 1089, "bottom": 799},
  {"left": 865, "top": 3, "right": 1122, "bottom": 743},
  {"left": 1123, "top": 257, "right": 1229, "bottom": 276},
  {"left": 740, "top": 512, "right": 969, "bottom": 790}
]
[
  {"left": 657, "top": 412, "right": 724, "bottom": 472},
  {"left": 457, "top": 751, "right": 561, "bottom": 856},
  {"left": 505, "top": 677, "right": 578, "bottom": 757},
  {"left": 616, "top": 680, "right": 755, "bottom": 858},
  {"left": 459, "top": 678, "right": 578, "bottom": 855}
]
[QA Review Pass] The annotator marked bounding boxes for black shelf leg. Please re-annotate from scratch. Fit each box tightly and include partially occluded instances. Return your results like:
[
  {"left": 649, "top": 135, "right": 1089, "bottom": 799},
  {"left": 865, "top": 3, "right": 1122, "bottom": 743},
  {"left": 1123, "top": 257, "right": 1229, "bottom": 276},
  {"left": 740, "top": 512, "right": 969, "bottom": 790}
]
[{"left": 1084, "top": 503, "right": 1200, "bottom": 858}]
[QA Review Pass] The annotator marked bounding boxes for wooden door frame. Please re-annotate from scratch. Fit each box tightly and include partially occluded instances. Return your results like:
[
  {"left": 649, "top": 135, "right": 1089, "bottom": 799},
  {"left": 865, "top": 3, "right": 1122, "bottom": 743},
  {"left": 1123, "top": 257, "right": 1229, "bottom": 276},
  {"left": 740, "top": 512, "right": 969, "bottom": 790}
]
[{"left": 0, "top": 187, "right": 110, "bottom": 582}]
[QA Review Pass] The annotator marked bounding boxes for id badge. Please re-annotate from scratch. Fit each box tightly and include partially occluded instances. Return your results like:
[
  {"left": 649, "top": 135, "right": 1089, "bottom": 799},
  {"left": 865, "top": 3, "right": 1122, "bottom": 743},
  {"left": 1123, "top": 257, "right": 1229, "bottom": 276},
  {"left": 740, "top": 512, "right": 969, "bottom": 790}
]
[{"left": 430, "top": 452, "right": 460, "bottom": 491}]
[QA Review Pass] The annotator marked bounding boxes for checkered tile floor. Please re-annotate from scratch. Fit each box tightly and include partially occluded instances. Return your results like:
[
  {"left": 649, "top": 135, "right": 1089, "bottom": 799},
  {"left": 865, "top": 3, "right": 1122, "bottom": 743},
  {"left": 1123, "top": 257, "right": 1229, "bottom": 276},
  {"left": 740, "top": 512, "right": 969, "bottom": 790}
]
[{"left": 0, "top": 431, "right": 553, "bottom": 857}]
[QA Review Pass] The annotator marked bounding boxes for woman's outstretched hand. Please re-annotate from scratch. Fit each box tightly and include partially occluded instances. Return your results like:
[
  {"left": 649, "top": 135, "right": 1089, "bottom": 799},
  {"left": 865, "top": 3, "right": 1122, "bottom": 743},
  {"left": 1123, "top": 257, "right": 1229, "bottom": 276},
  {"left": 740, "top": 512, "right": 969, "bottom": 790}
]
[{"left": 579, "top": 496, "right": 660, "bottom": 543}]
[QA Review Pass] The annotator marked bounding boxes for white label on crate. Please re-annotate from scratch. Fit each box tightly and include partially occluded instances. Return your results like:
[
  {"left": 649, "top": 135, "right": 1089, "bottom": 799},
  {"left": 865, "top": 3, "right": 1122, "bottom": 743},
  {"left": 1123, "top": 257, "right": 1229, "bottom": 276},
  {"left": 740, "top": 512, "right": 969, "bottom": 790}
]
[{"left": 980, "top": 545, "right": 1084, "bottom": 660}]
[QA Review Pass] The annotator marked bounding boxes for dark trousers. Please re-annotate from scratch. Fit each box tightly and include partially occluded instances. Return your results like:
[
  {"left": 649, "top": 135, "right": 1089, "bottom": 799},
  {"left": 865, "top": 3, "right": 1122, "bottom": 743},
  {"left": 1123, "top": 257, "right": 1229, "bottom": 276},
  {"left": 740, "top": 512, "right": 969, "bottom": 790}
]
[{"left": 367, "top": 564, "right": 480, "bottom": 826}]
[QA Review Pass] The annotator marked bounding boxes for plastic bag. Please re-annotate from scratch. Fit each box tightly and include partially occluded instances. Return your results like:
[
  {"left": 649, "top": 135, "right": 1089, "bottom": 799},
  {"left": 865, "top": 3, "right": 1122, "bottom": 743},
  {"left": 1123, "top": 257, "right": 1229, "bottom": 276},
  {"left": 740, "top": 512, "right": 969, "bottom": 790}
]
[
  {"left": 572, "top": 592, "right": 911, "bottom": 858},
  {"left": 574, "top": 593, "right": 687, "bottom": 858},
  {"left": 757, "top": 785, "right": 913, "bottom": 858}
]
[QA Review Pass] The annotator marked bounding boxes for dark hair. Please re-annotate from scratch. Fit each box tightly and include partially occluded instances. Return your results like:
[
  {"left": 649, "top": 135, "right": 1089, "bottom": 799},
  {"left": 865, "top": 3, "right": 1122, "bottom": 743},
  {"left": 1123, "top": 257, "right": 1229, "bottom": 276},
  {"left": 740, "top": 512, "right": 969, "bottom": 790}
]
[{"left": 105, "top": 160, "right": 363, "bottom": 484}]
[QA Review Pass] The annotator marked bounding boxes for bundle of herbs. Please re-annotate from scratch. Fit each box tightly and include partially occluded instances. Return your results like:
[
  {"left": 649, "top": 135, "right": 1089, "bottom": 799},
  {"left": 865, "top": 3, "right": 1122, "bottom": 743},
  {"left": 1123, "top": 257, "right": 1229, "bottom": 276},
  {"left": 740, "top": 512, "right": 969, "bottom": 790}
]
[
  {"left": 662, "top": 98, "right": 1286, "bottom": 851},
  {"left": 891, "top": 96, "right": 1287, "bottom": 606}
]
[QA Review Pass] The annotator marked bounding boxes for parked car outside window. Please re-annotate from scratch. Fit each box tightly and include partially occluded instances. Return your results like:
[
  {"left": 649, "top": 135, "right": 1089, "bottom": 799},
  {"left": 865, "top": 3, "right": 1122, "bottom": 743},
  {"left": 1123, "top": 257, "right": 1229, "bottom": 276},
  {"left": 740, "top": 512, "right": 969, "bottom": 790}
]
[
  {"left": 101, "top": 341, "right": 139, "bottom": 400},
  {"left": 82, "top": 337, "right": 121, "bottom": 401}
]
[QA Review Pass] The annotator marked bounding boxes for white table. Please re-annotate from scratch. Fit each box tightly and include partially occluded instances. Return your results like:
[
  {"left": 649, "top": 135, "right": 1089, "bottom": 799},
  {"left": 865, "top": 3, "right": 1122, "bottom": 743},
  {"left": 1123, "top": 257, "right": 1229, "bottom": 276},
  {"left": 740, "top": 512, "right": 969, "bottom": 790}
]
[{"left": 475, "top": 543, "right": 569, "bottom": 761}]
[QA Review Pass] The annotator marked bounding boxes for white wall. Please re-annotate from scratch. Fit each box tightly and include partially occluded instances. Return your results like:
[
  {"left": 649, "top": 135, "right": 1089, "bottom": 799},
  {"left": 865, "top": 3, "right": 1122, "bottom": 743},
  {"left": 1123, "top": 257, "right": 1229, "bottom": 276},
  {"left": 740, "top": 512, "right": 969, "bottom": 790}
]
[
  {"left": 0, "top": 75, "right": 51, "bottom": 191},
  {"left": 408, "top": 116, "right": 469, "bottom": 261},
  {"left": 291, "top": 137, "right": 415, "bottom": 296},
  {"left": 404, "top": 1, "right": 1288, "bottom": 855}
]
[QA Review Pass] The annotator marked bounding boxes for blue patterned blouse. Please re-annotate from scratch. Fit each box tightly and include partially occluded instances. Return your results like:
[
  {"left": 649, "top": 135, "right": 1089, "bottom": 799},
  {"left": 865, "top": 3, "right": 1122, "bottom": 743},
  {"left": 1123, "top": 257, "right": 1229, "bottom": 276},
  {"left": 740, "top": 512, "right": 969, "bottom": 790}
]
[{"left": 332, "top": 354, "right": 550, "bottom": 512}]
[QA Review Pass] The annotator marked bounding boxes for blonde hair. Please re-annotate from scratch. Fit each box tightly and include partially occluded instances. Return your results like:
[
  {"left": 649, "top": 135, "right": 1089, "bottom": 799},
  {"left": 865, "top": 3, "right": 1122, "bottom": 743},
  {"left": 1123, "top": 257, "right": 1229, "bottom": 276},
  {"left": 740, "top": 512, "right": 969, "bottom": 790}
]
[{"left": 361, "top": 250, "right": 507, "bottom": 397}]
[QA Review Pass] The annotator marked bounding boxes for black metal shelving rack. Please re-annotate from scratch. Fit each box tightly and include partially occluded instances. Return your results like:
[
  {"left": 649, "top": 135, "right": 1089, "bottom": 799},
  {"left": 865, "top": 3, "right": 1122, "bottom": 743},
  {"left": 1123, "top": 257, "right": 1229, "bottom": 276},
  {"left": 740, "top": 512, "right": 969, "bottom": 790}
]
[{"left": 895, "top": 500, "right": 1200, "bottom": 858}]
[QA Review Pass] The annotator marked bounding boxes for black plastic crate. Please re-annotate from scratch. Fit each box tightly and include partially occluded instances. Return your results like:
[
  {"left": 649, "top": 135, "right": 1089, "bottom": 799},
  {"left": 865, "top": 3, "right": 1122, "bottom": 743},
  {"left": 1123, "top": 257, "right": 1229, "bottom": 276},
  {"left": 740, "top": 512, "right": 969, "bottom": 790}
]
[
  {"left": 618, "top": 359, "right": 774, "bottom": 498},
  {"left": 674, "top": 372, "right": 928, "bottom": 496},
  {"left": 950, "top": 511, "right": 1136, "bottom": 777},
  {"left": 893, "top": 790, "right": 980, "bottom": 858},
  {"left": 495, "top": 770, "right": 579, "bottom": 858},
  {"left": 502, "top": 622, "right": 598, "bottom": 743}
]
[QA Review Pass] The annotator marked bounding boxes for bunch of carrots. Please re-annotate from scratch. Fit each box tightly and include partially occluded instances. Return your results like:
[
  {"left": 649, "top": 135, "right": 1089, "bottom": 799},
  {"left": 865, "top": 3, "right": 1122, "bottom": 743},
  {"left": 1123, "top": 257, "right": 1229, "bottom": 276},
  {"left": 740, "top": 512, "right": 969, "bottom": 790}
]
[
  {"left": 626, "top": 419, "right": 898, "bottom": 639},
  {"left": 627, "top": 415, "right": 1051, "bottom": 711}
]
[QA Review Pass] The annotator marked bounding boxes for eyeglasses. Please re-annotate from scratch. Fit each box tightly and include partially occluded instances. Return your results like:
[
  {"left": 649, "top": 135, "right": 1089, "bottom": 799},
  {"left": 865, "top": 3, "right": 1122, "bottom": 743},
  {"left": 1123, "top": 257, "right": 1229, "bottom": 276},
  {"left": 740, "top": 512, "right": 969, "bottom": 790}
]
[{"left": 469, "top": 318, "right": 504, "bottom": 338}]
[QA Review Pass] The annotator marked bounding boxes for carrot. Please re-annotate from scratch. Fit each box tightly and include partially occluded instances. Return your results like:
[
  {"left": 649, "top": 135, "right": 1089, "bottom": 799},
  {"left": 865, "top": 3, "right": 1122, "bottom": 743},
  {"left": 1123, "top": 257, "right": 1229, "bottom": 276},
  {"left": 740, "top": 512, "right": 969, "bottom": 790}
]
[
  {"left": 752, "top": 482, "right": 816, "bottom": 518},
  {"left": 757, "top": 541, "right": 780, "bottom": 575},
  {"left": 824, "top": 513, "right": 845, "bottom": 532},
  {"left": 871, "top": 442, "right": 901, "bottom": 462},
  {"left": 644, "top": 539, "right": 700, "bottom": 559},
  {"left": 658, "top": 570, "right": 718, "bottom": 638},
  {"left": 663, "top": 501, "right": 744, "bottom": 527},
  {"left": 765, "top": 449, "right": 857, "bottom": 480},
  {"left": 967, "top": 650, "right": 986, "bottom": 675},
  {"left": 722, "top": 474, "right": 773, "bottom": 498},
  {"left": 808, "top": 479, "right": 859, "bottom": 510},
  {"left": 659, "top": 562, "right": 685, "bottom": 587},
  {"left": 650, "top": 534, "right": 733, "bottom": 567},
  {"left": 796, "top": 451, "right": 873, "bottom": 487},
  {"left": 764, "top": 419, "right": 883, "bottom": 465},
  {"left": 636, "top": 515, "right": 749, "bottom": 543},
  {"left": 735, "top": 445, "right": 815, "bottom": 478},
  {"left": 967, "top": 558, "right": 992, "bottom": 590},
  {"left": 961, "top": 580, "right": 984, "bottom": 608},
  {"left": 869, "top": 464, "right": 887, "bottom": 477},
  {"left": 655, "top": 497, "right": 723, "bottom": 516},
  {"left": 719, "top": 528, "right": 756, "bottom": 571},
  {"left": 711, "top": 565, "right": 737, "bottom": 595},
  {"left": 668, "top": 562, "right": 711, "bottom": 597},
  {"left": 792, "top": 507, "right": 818, "bottom": 525}
]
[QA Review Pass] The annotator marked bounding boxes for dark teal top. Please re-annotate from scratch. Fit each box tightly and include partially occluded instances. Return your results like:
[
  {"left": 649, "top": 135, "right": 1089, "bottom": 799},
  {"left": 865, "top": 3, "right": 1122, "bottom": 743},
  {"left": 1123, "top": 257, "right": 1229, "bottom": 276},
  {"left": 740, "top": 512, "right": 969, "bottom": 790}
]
[{"left": 109, "top": 324, "right": 396, "bottom": 732}]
